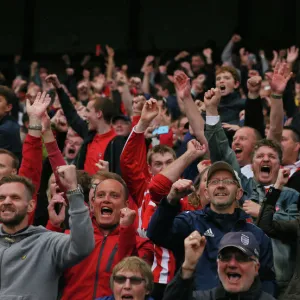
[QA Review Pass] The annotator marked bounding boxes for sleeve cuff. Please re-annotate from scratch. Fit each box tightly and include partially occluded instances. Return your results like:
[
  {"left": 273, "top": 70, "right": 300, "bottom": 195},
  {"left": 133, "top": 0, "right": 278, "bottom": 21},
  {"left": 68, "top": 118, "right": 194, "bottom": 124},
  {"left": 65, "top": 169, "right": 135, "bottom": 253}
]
[{"left": 206, "top": 115, "right": 220, "bottom": 125}]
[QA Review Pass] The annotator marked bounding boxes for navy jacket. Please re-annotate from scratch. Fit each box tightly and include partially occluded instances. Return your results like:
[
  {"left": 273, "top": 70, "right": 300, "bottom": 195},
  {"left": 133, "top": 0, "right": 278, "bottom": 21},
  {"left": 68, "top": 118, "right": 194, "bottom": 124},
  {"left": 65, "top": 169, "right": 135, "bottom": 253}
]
[
  {"left": 0, "top": 115, "right": 21, "bottom": 160},
  {"left": 147, "top": 200, "right": 276, "bottom": 295}
]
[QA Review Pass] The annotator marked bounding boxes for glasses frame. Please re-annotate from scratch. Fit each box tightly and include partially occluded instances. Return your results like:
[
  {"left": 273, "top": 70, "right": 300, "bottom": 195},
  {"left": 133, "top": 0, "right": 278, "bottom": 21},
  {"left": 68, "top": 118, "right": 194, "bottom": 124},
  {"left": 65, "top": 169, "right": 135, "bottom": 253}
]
[{"left": 113, "top": 275, "right": 146, "bottom": 285}]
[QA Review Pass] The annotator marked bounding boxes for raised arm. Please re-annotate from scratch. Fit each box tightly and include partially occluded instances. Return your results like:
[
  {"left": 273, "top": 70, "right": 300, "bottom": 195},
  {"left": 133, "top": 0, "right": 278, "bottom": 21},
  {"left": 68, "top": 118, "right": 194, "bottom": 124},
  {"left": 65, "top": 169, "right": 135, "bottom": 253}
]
[
  {"left": 244, "top": 76, "right": 265, "bottom": 138},
  {"left": 19, "top": 92, "right": 51, "bottom": 224},
  {"left": 41, "top": 112, "right": 67, "bottom": 193},
  {"left": 120, "top": 97, "right": 154, "bottom": 207},
  {"left": 46, "top": 74, "right": 88, "bottom": 138},
  {"left": 147, "top": 179, "right": 194, "bottom": 257},
  {"left": 149, "top": 140, "right": 207, "bottom": 204},
  {"left": 267, "top": 62, "right": 293, "bottom": 143},
  {"left": 257, "top": 168, "right": 298, "bottom": 241},
  {"left": 221, "top": 34, "right": 241, "bottom": 65},
  {"left": 174, "top": 71, "right": 207, "bottom": 148},
  {"left": 50, "top": 165, "right": 94, "bottom": 270},
  {"left": 163, "top": 231, "right": 206, "bottom": 300}
]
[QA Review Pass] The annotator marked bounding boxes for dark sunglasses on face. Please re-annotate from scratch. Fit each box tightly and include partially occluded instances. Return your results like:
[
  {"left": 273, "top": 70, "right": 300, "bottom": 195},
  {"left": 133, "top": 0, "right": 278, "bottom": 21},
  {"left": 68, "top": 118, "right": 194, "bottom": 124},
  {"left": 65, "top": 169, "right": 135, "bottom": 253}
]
[
  {"left": 113, "top": 275, "right": 146, "bottom": 285},
  {"left": 218, "top": 252, "right": 256, "bottom": 263}
]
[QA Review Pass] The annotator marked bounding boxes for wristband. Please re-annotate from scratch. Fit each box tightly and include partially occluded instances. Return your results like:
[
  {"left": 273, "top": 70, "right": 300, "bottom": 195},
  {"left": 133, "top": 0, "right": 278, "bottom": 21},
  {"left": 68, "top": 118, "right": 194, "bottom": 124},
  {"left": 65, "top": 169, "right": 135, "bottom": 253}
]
[
  {"left": 28, "top": 124, "right": 42, "bottom": 131},
  {"left": 271, "top": 93, "right": 283, "bottom": 99}
]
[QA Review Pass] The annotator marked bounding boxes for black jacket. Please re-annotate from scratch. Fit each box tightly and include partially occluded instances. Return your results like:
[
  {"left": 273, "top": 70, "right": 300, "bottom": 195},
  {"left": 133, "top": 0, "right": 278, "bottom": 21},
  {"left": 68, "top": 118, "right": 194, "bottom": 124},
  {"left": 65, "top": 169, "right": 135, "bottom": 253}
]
[
  {"left": 257, "top": 187, "right": 300, "bottom": 299},
  {"left": 163, "top": 268, "right": 275, "bottom": 300},
  {"left": 0, "top": 114, "right": 22, "bottom": 161}
]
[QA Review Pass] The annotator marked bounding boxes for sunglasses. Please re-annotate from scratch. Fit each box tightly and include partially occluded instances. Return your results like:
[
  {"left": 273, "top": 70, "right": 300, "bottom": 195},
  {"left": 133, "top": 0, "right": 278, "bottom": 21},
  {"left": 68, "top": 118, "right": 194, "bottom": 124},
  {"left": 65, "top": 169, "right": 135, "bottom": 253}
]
[
  {"left": 113, "top": 275, "right": 145, "bottom": 285},
  {"left": 218, "top": 252, "right": 256, "bottom": 263}
]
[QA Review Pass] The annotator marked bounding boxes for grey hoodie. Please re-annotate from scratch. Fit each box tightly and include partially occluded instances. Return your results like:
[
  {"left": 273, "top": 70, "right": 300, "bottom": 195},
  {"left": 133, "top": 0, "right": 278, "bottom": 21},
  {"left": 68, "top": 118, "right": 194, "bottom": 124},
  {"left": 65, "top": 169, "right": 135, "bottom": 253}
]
[{"left": 0, "top": 192, "right": 95, "bottom": 300}]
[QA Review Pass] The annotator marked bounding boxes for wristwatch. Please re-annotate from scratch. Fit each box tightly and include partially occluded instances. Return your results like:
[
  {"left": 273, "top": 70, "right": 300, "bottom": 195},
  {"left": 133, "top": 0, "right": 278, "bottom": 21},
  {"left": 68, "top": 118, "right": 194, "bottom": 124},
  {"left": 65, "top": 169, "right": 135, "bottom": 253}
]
[{"left": 66, "top": 185, "right": 83, "bottom": 196}]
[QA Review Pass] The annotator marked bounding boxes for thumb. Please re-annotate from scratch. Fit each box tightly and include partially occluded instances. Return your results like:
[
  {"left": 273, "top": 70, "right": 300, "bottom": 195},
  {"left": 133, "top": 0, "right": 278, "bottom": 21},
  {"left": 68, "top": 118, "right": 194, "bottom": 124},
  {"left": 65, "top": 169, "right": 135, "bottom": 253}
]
[{"left": 26, "top": 98, "right": 31, "bottom": 109}]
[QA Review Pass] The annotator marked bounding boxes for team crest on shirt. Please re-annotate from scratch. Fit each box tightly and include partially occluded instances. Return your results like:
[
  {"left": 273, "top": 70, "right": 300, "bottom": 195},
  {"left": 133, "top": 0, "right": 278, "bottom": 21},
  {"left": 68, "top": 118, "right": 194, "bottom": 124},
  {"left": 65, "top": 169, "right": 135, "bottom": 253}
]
[{"left": 241, "top": 234, "right": 249, "bottom": 245}]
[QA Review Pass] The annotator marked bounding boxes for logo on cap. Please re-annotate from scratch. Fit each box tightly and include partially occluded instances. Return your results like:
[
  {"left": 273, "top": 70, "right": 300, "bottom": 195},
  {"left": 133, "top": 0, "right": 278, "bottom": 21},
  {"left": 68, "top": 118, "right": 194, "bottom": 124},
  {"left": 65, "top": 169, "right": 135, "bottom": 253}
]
[{"left": 241, "top": 234, "right": 249, "bottom": 245}]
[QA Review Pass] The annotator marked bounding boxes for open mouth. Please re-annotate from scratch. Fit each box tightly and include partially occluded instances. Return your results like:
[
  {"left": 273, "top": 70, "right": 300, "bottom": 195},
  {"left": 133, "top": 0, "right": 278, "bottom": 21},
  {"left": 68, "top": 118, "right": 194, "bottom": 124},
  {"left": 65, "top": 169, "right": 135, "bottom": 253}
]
[
  {"left": 101, "top": 207, "right": 113, "bottom": 215},
  {"left": 121, "top": 296, "right": 133, "bottom": 299},
  {"left": 68, "top": 148, "right": 76, "bottom": 155},
  {"left": 227, "top": 272, "right": 241, "bottom": 283},
  {"left": 220, "top": 85, "right": 226, "bottom": 91},
  {"left": 260, "top": 165, "right": 271, "bottom": 175},
  {"left": 234, "top": 148, "right": 242, "bottom": 154}
]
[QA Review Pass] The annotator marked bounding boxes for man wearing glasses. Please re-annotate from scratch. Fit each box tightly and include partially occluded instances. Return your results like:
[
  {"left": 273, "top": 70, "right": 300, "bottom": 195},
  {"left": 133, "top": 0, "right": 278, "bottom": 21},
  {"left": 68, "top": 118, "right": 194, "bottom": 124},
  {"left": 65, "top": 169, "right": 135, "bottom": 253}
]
[
  {"left": 147, "top": 161, "right": 276, "bottom": 295},
  {"left": 163, "top": 231, "right": 275, "bottom": 300}
]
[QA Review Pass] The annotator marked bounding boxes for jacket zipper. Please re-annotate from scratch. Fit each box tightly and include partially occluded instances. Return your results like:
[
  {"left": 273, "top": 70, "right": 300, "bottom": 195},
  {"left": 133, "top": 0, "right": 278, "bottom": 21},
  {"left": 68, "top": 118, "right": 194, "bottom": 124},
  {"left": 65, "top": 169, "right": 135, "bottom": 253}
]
[{"left": 92, "top": 235, "right": 107, "bottom": 300}]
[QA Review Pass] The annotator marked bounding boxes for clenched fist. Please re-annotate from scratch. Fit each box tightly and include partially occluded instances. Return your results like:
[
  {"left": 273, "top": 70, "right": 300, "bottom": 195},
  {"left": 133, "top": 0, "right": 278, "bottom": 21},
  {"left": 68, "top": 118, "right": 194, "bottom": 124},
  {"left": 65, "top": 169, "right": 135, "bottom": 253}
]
[{"left": 120, "top": 208, "right": 136, "bottom": 227}]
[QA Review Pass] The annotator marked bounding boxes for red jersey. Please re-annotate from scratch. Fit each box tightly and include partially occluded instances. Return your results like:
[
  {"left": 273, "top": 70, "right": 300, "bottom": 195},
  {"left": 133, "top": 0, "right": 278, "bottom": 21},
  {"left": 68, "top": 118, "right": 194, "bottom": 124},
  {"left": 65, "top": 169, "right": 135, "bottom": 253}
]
[{"left": 84, "top": 129, "right": 116, "bottom": 175}]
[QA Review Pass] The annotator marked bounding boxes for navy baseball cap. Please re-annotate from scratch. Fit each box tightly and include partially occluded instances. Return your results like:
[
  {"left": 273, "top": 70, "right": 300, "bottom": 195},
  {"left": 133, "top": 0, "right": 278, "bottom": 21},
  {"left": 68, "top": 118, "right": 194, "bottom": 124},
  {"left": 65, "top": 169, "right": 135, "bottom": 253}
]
[
  {"left": 112, "top": 115, "right": 131, "bottom": 123},
  {"left": 218, "top": 232, "right": 260, "bottom": 258}
]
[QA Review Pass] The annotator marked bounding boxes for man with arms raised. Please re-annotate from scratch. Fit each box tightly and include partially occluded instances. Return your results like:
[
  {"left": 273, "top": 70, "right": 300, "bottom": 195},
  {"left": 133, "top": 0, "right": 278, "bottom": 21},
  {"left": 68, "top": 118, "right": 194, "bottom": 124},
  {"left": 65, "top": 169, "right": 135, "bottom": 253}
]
[{"left": 0, "top": 165, "right": 94, "bottom": 300}]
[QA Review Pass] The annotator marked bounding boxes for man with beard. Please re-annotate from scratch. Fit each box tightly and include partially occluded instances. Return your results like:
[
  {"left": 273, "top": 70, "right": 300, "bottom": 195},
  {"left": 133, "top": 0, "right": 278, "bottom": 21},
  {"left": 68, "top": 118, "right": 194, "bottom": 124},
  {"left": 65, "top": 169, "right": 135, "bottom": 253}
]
[
  {"left": 147, "top": 161, "right": 275, "bottom": 294},
  {"left": 0, "top": 165, "right": 94, "bottom": 300}
]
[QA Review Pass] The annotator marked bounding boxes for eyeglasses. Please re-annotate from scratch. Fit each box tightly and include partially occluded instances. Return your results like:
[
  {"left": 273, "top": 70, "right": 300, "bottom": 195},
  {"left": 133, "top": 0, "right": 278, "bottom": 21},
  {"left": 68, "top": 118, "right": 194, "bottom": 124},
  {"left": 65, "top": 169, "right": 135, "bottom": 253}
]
[
  {"left": 113, "top": 275, "right": 146, "bottom": 285},
  {"left": 218, "top": 252, "right": 256, "bottom": 263},
  {"left": 207, "top": 179, "right": 238, "bottom": 186}
]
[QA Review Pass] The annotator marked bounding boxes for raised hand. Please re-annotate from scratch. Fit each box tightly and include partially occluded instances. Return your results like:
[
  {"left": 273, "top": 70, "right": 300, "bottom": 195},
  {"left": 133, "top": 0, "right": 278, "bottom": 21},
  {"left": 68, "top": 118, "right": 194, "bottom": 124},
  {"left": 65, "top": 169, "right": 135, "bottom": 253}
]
[
  {"left": 95, "top": 160, "right": 109, "bottom": 172},
  {"left": 120, "top": 207, "right": 137, "bottom": 227},
  {"left": 46, "top": 74, "right": 62, "bottom": 89},
  {"left": 56, "top": 165, "right": 78, "bottom": 192},
  {"left": 274, "top": 168, "right": 290, "bottom": 190},
  {"left": 203, "top": 88, "right": 221, "bottom": 115},
  {"left": 106, "top": 45, "right": 115, "bottom": 58},
  {"left": 203, "top": 48, "right": 213, "bottom": 59},
  {"left": 266, "top": 62, "right": 293, "bottom": 95},
  {"left": 242, "top": 200, "right": 261, "bottom": 218},
  {"left": 26, "top": 91, "right": 51, "bottom": 121},
  {"left": 174, "top": 70, "right": 191, "bottom": 100},
  {"left": 167, "top": 179, "right": 195, "bottom": 205},
  {"left": 175, "top": 50, "right": 190, "bottom": 61},
  {"left": 231, "top": 34, "right": 241, "bottom": 43},
  {"left": 51, "top": 109, "right": 68, "bottom": 132},
  {"left": 136, "top": 98, "right": 159, "bottom": 132},
  {"left": 48, "top": 193, "right": 66, "bottom": 227},
  {"left": 247, "top": 75, "right": 262, "bottom": 98},
  {"left": 197, "top": 159, "right": 211, "bottom": 173},
  {"left": 222, "top": 123, "right": 240, "bottom": 132},
  {"left": 132, "top": 95, "right": 146, "bottom": 116},
  {"left": 182, "top": 231, "right": 206, "bottom": 272},
  {"left": 287, "top": 46, "right": 299, "bottom": 64},
  {"left": 187, "top": 139, "right": 207, "bottom": 159}
]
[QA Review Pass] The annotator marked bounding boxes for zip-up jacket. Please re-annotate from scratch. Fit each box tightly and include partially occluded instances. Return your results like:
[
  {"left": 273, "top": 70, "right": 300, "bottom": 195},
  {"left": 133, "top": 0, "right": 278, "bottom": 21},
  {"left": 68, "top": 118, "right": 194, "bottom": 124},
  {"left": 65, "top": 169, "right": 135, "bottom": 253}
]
[
  {"left": 61, "top": 218, "right": 154, "bottom": 300},
  {"left": 0, "top": 192, "right": 94, "bottom": 300},
  {"left": 147, "top": 200, "right": 276, "bottom": 295}
]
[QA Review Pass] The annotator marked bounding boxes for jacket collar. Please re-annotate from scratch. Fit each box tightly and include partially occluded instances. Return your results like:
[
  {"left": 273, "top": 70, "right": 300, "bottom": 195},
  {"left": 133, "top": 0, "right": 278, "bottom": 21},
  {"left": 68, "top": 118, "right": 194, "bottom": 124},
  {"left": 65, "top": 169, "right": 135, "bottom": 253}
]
[{"left": 92, "top": 217, "right": 120, "bottom": 236}]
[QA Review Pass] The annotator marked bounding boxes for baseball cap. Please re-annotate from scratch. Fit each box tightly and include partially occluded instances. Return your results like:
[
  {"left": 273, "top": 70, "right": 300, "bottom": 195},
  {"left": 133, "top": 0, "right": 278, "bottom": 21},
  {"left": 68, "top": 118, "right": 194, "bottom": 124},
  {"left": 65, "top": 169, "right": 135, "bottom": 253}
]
[
  {"left": 218, "top": 232, "right": 260, "bottom": 258},
  {"left": 206, "top": 161, "right": 242, "bottom": 187},
  {"left": 112, "top": 115, "right": 131, "bottom": 124}
]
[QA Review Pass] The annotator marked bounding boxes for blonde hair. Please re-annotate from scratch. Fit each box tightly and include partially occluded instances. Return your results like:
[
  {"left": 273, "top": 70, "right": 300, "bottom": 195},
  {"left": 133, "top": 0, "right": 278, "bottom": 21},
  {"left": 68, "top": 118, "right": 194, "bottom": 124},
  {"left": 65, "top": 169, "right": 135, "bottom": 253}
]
[{"left": 110, "top": 257, "right": 153, "bottom": 293}]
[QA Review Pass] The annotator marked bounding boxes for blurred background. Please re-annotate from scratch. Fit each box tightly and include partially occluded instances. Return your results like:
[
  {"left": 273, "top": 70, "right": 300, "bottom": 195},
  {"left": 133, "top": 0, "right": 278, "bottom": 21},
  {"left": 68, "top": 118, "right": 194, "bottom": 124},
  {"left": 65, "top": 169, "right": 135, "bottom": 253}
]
[{"left": 0, "top": 0, "right": 297, "bottom": 73}]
